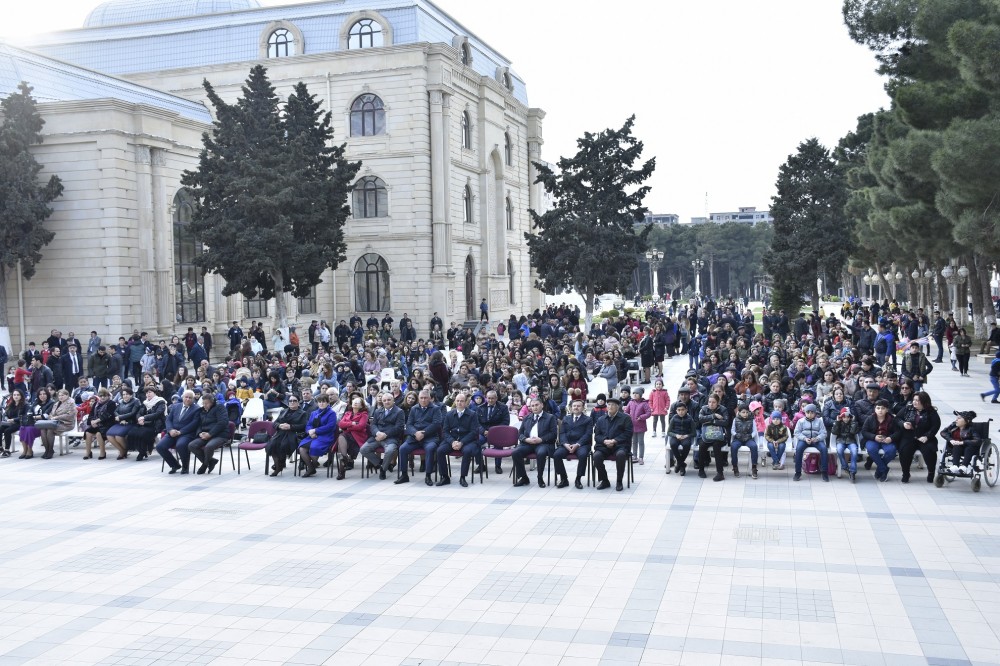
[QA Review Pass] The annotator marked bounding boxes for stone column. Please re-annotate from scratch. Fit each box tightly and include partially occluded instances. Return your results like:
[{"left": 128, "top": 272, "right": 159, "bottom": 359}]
[
  {"left": 135, "top": 146, "right": 158, "bottom": 332},
  {"left": 429, "top": 88, "right": 452, "bottom": 316},
  {"left": 150, "top": 148, "right": 172, "bottom": 333}
]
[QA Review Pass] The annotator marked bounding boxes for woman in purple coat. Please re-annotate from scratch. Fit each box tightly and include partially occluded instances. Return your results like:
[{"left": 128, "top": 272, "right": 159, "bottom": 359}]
[
  {"left": 297, "top": 393, "right": 338, "bottom": 477},
  {"left": 625, "top": 387, "right": 652, "bottom": 465}
]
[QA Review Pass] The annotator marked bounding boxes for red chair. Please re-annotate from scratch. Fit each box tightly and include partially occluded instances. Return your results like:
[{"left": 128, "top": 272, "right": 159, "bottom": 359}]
[
  {"left": 482, "top": 426, "right": 519, "bottom": 481},
  {"left": 237, "top": 420, "right": 275, "bottom": 475}
]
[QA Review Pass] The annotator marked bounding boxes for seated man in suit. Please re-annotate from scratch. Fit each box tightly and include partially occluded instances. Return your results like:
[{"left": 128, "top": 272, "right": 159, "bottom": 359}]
[
  {"left": 554, "top": 399, "right": 593, "bottom": 489},
  {"left": 156, "top": 390, "right": 202, "bottom": 474},
  {"left": 187, "top": 393, "right": 231, "bottom": 474},
  {"left": 443, "top": 392, "right": 480, "bottom": 487},
  {"left": 360, "top": 391, "right": 406, "bottom": 480},
  {"left": 512, "top": 397, "right": 557, "bottom": 488},
  {"left": 593, "top": 396, "right": 633, "bottom": 491},
  {"left": 477, "top": 389, "right": 510, "bottom": 474},
  {"left": 396, "top": 389, "right": 443, "bottom": 486},
  {"left": 266, "top": 395, "right": 310, "bottom": 476}
]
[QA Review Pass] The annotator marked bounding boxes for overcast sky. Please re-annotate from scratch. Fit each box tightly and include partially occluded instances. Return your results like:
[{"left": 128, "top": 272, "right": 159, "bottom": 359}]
[{"left": 2, "top": 0, "right": 890, "bottom": 221}]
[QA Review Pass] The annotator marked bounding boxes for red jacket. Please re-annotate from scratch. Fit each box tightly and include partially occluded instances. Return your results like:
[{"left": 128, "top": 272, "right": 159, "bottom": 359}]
[{"left": 338, "top": 409, "right": 369, "bottom": 447}]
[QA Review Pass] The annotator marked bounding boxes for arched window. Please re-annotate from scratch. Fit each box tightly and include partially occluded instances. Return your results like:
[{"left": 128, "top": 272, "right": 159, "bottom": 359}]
[
  {"left": 502, "top": 71, "right": 512, "bottom": 90},
  {"left": 267, "top": 28, "right": 293, "bottom": 58},
  {"left": 354, "top": 253, "right": 390, "bottom": 312},
  {"left": 505, "top": 195, "right": 513, "bottom": 230},
  {"left": 460, "top": 42, "right": 471, "bottom": 65},
  {"left": 504, "top": 132, "right": 512, "bottom": 166},
  {"left": 350, "top": 94, "right": 385, "bottom": 137},
  {"left": 463, "top": 185, "right": 473, "bottom": 224},
  {"left": 348, "top": 18, "right": 383, "bottom": 49},
  {"left": 173, "top": 190, "right": 205, "bottom": 323},
  {"left": 352, "top": 176, "right": 388, "bottom": 218},
  {"left": 508, "top": 258, "right": 516, "bottom": 305},
  {"left": 461, "top": 111, "right": 472, "bottom": 149}
]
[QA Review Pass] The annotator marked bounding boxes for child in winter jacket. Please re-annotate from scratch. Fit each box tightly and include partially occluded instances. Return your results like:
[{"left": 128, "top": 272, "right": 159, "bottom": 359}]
[
  {"left": 667, "top": 401, "right": 697, "bottom": 475},
  {"left": 730, "top": 403, "right": 759, "bottom": 478},
  {"left": 764, "top": 411, "right": 790, "bottom": 470},
  {"left": 625, "top": 387, "right": 651, "bottom": 465},
  {"left": 830, "top": 406, "right": 861, "bottom": 478},
  {"left": 648, "top": 379, "right": 671, "bottom": 438}
]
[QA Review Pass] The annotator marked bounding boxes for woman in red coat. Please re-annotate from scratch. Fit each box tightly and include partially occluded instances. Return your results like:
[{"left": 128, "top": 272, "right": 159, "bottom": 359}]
[
  {"left": 334, "top": 396, "right": 369, "bottom": 479},
  {"left": 564, "top": 366, "right": 588, "bottom": 405}
]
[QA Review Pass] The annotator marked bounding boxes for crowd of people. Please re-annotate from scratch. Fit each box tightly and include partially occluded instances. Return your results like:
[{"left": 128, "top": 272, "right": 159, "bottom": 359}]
[{"left": 0, "top": 294, "right": 988, "bottom": 487}]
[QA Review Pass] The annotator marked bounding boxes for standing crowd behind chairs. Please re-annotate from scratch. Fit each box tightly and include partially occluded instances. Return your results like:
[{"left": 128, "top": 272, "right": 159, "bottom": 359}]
[{"left": 0, "top": 295, "right": 988, "bottom": 487}]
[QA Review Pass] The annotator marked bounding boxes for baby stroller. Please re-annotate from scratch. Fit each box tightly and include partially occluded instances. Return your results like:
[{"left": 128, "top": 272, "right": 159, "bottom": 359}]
[{"left": 934, "top": 416, "right": 999, "bottom": 492}]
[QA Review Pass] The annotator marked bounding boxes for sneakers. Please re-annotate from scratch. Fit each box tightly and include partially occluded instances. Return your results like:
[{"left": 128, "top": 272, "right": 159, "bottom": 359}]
[
  {"left": 822, "top": 474, "right": 829, "bottom": 482},
  {"left": 771, "top": 463, "right": 778, "bottom": 470},
  {"left": 732, "top": 465, "right": 740, "bottom": 478},
  {"left": 850, "top": 471, "right": 856, "bottom": 483},
  {"left": 777, "top": 464, "right": 785, "bottom": 470},
  {"left": 949, "top": 464, "right": 964, "bottom": 474},
  {"left": 793, "top": 473, "right": 802, "bottom": 481},
  {"left": 698, "top": 468, "right": 707, "bottom": 479},
  {"left": 751, "top": 466, "right": 758, "bottom": 479},
  {"left": 638, "top": 457, "right": 644, "bottom": 465}
]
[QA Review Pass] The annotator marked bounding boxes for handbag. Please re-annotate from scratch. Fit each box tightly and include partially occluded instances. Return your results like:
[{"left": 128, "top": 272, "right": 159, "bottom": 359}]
[
  {"left": 702, "top": 424, "right": 726, "bottom": 442},
  {"left": 34, "top": 419, "right": 58, "bottom": 429},
  {"left": 252, "top": 431, "right": 269, "bottom": 444}
]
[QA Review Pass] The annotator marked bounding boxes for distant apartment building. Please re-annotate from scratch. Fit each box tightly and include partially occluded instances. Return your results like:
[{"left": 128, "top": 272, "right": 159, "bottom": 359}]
[
  {"left": 709, "top": 206, "right": 773, "bottom": 225},
  {"left": 689, "top": 217, "right": 709, "bottom": 225},
  {"left": 640, "top": 213, "right": 680, "bottom": 227}
]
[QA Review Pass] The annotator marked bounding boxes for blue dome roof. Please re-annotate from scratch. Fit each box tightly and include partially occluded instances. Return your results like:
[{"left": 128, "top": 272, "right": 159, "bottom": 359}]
[{"left": 83, "top": 0, "right": 262, "bottom": 27}]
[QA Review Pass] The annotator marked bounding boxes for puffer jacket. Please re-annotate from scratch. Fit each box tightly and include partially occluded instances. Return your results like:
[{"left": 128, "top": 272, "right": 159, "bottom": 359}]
[{"left": 731, "top": 415, "right": 756, "bottom": 442}]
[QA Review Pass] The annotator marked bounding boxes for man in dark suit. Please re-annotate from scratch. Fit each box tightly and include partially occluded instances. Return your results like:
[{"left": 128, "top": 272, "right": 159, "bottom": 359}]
[
  {"left": 47, "top": 346, "right": 66, "bottom": 390},
  {"left": 593, "top": 397, "right": 633, "bottom": 491},
  {"left": 188, "top": 393, "right": 230, "bottom": 474},
  {"left": 61, "top": 344, "right": 84, "bottom": 389},
  {"left": 477, "top": 390, "right": 510, "bottom": 474},
  {"left": 512, "top": 398, "right": 557, "bottom": 487},
  {"left": 442, "top": 393, "right": 480, "bottom": 487},
  {"left": 360, "top": 392, "right": 406, "bottom": 479},
  {"left": 554, "top": 399, "right": 593, "bottom": 489},
  {"left": 156, "top": 390, "right": 203, "bottom": 474},
  {"left": 396, "top": 389, "right": 443, "bottom": 485}
]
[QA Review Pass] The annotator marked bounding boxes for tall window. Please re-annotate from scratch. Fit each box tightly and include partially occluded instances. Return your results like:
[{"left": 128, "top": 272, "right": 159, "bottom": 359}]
[
  {"left": 460, "top": 43, "right": 471, "bottom": 65},
  {"left": 463, "top": 185, "right": 473, "bottom": 224},
  {"left": 348, "top": 19, "right": 383, "bottom": 49},
  {"left": 504, "top": 132, "right": 512, "bottom": 166},
  {"left": 352, "top": 176, "right": 388, "bottom": 218},
  {"left": 350, "top": 94, "right": 385, "bottom": 137},
  {"left": 461, "top": 111, "right": 472, "bottom": 149},
  {"left": 267, "top": 28, "right": 293, "bottom": 57},
  {"left": 505, "top": 195, "right": 513, "bottom": 230},
  {"left": 297, "top": 287, "right": 317, "bottom": 315},
  {"left": 508, "top": 259, "right": 516, "bottom": 305},
  {"left": 173, "top": 190, "right": 205, "bottom": 323},
  {"left": 354, "top": 254, "right": 390, "bottom": 312},
  {"left": 502, "top": 71, "right": 512, "bottom": 90},
  {"left": 244, "top": 294, "right": 269, "bottom": 319}
]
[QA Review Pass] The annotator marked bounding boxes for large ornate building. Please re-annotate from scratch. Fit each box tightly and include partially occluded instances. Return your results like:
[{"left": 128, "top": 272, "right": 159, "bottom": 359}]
[{"left": 2, "top": 0, "right": 545, "bottom": 348}]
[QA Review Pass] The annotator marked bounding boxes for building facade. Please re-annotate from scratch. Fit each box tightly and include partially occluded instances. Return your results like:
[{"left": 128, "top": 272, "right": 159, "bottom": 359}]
[
  {"left": 708, "top": 206, "right": 773, "bottom": 225},
  {"left": 4, "top": 0, "right": 545, "bottom": 348}
]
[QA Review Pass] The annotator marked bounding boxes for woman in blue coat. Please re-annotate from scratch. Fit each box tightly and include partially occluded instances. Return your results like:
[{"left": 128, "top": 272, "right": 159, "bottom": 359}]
[{"left": 298, "top": 393, "right": 338, "bottom": 477}]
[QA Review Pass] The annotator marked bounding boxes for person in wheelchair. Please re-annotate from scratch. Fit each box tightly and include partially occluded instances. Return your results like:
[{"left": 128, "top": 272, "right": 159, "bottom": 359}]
[{"left": 942, "top": 410, "right": 981, "bottom": 475}]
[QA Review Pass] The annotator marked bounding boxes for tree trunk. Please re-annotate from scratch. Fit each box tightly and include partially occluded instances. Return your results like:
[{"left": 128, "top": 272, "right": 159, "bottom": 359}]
[
  {"left": 0, "top": 266, "right": 13, "bottom": 363},
  {"left": 810, "top": 279, "right": 820, "bottom": 313},
  {"left": 978, "top": 255, "right": 996, "bottom": 329},
  {"left": 969, "top": 254, "right": 989, "bottom": 339},
  {"left": 272, "top": 270, "right": 288, "bottom": 331},
  {"left": 583, "top": 283, "right": 595, "bottom": 334},
  {"left": 936, "top": 275, "right": 949, "bottom": 312}
]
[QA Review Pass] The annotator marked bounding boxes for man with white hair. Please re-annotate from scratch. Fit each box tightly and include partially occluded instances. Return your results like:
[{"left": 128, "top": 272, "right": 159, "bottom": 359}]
[{"left": 360, "top": 392, "right": 406, "bottom": 479}]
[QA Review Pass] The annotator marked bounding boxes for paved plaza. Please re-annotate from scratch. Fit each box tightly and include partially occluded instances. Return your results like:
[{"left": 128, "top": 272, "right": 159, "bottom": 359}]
[{"left": 0, "top": 351, "right": 998, "bottom": 666}]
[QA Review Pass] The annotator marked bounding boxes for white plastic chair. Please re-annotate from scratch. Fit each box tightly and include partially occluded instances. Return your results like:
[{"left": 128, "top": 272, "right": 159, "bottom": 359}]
[
  {"left": 379, "top": 367, "right": 395, "bottom": 388},
  {"left": 587, "top": 377, "right": 609, "bottom": 401},
  {"left": 242, "top": 397, "right": 265, "bottom": 424}
]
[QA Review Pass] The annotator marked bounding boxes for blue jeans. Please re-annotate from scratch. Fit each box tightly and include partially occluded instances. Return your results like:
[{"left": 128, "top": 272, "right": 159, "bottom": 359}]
[
  {"left": 865, "top": 441, "right": 897, "bottom": 477},
  {"left": 981, "top": 376, "right": 1000, "bottom": 402},
  {"left": 837, "top": 440, "right": 859, "bottom": 474},
  {"left": 794, "top": 439, "right": 828, "bottom": 475},
  {"left": 767, "top": 441, "right": 786, "bottom": 466},
  {"left": 730, "top": 438, "right": 758, "bottom": 466}
]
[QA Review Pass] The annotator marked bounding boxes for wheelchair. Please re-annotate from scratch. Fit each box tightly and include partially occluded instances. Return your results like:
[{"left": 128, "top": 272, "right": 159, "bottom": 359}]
[{"left": 933, "top": 419, "right": 999, "bottom": 493}]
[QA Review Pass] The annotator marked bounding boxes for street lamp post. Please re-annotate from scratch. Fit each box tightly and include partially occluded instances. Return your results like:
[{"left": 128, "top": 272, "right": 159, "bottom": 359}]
[
  {"left": 863, "top": 267, "right": 876, "bottom": 302},
  {"left": 646, "top": 249, "right": 663, "bottom": 300},
  {"left": 883, "top": 262, "right": 902, "bottom": 301},
  {"left": 942, "top": 258, "right": 970, "bottom": 325},
  {"left": 691, "top": 258, "right": 705, "bottom": 297},
  {"left": 911, "top": 260, "right": 933, "bottom": 310}
]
